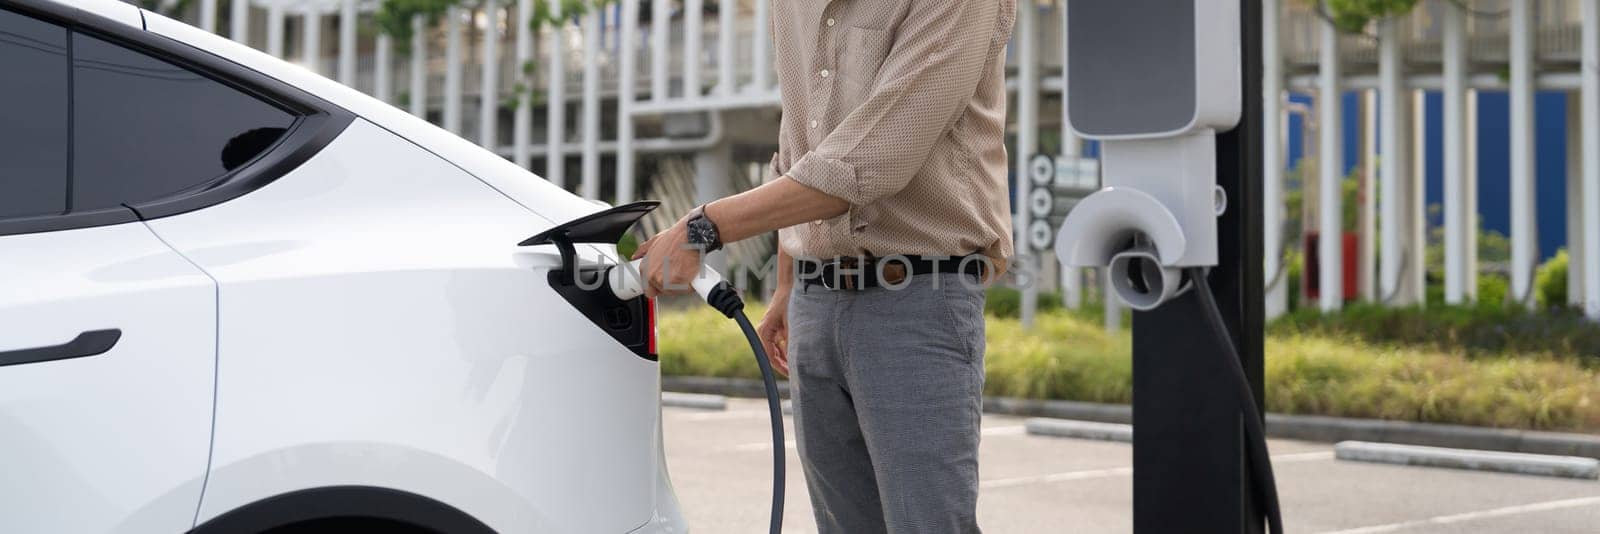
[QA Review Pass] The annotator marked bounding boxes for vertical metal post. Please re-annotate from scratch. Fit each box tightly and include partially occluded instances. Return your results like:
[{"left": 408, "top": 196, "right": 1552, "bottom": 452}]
[
  {"left": 1060, "top": 0, "right": 1083, "bottom": 311},
  {"left": 1103, "top": 273, "right": 1121, "bottom": 333},
  {"left": 1510, "top": 0, "right": 1537, "bottom": 308},
  {"left": 546, "top": 0, "right": 567, "bottom": 188},
  {"left": 1133, "top": 0, "right": 1262, "bottom": 532},
  {"left": 338, "top": 0, "right": 356, "bottom": 85},
  {"left": 1583, "top": 0, "right": 1600, "bottom": 319},
  {"left": 1467, "top": 89, "right": 1480, "bottom": 300},
  {"left": 684, "top": 0, "right": 703, "bottom": 99},
  {"left": 1570, "top": 92, "right": 1588, "bottom": 309},
  {"left": 617, "top": 0, "right": 639, "bottom": 203},
  {"left": 1379, "top": 17, "right": 1409, "bottom": 305},
  {"left": 376, "top": 35, "right": 393, "bottom": 103},
  {"left": 1359, "top": 92, "right": 1376, "bottom": 301},
  {"left": 229, "top": 0, "right": 247, "bottom": 44},
  {"left": 514, "top": 0, "right": 534, "bottom": 168},
  {"left": 1015, "top": 0, "right": 1038, "bottom": 329},
  {"left": 267, "top": 6, "right": 284, "bottom": 57},
  {"left": 1376, "top": 17, "right": 1401, "bottom": 303},
  {"left": 717, "top": 0, "right": 734, "bottom": 96},
  {"left": 581, "top": 9, "right": 601, "bottom": 200},
  {"left": 1262, "top": 0, "right": 1284, "bottom": 318},
  {"left": 1443, "top": 2, "right": 1470, "bottom": 304},
  {"left": 1317, "top": 16, "right": 1342, "bottom": 312},
  {"left": 651, "top": 0, "right": 668, "bottom": 100},
  {"left": 482, "top": 0, "right": 502, "bottom": 150},
  {"left": 304, "top": 10, "right": 322, "bottom": 75},
  {"left": 752, "top": 0, "right": 770, "bottom": 92},
  {"left": 409, "top": 15, "right": 428, "bottom": 118},
  {"left": 444, "top": 6, "right": 464, "bottom": 134},
  {"left": 200, "top": 0, "right": 217, "bottom": 33},
  {"left": 1409, "top": 90, "right": 1428, "bottom": 303}
]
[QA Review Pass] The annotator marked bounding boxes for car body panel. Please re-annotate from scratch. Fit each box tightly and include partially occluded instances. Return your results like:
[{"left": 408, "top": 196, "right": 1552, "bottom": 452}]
[
  {"left": 2, "top": 1, "right": 682, "bottom": 530},
  {"left": 59, "top": 0, "right": 138, "bottom": 29},
  {"left": 0, "top": 222, "right": 216, "bottom": 534},
  {"left": 143, "top": 120, "right": 661, "bottom": 532}
]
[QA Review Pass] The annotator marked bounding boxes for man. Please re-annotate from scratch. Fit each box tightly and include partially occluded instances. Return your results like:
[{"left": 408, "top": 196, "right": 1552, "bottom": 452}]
[{"left": 633, "top": 1, "right": 1016, "bottom": 531}]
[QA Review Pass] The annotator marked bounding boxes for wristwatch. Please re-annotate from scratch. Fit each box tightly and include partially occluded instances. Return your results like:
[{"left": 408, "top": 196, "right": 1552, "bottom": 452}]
[{"left": 685, "top": 204, "right": 724, "bottom": 253}]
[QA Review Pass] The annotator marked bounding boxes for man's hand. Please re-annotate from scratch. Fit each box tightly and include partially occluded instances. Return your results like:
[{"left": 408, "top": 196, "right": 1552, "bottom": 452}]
[
  {"left": 756, "top": 289, "right": 791, "bottom": 377},
  {"left": 631, "top": 217, "right": 706, "bottom": 298}
]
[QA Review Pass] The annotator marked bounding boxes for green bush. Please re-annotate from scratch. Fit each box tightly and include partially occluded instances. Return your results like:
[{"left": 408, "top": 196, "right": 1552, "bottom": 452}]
[
  {"left": 1284, "top": 249, "right": 1304, "bottom": 311},
  {"left": 984, "top": 286, "right": 1062, "bottom": 319},
  {"left": 1422, "top": 273, "right": 1512, "bottom": 309},
  {"left": 658, "top": 305, "right": 1600, "bottom": 432},
  {"left": 1477, "top": 273, "right": 1509, "bottom": 307},
  {"left": 616, "top": 232, "right": 640, "bottom": 258},
  {"left": 1537, "top": 249, "right": 1570, "bottom": 309},
  {"left": 1270, "top": 302, "right": 1600, "bottom": 366}
]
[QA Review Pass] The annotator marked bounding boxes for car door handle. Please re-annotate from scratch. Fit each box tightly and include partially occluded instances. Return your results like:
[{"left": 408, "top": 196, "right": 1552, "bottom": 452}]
[{"left": 0, "top": 329, "right": 122, "bottom": 368}]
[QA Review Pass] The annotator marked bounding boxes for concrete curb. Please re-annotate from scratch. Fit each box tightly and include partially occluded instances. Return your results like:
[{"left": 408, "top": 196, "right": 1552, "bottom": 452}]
[
  {"left": 663, "top": 376, "right": 1600, "bottom": 459},
  {"left": 1025, "top": 418, "right": 1133, "bottom": 443},
  {"left": 660, "top": 392, "right": 727, "bottom": 410},
  {"left": 1334, "top": 441, "right": 1600, "bottom": 480}
]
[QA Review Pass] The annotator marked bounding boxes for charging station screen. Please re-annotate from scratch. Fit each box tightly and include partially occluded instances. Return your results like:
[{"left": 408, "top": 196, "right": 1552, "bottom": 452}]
[{"left": 1066, "top": 0, "right": 1196, "bottom": 136}]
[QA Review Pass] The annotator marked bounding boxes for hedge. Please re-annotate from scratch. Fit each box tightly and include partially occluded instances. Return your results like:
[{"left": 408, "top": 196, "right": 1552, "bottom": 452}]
[{"left": 658, "top": 304, "right": 1600, "bottom": 432}]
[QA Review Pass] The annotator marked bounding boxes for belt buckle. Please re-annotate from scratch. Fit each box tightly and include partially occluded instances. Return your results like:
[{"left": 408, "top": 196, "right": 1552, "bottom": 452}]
[{"left": 825, "top": 258, "right": 861, "bottom": 291}]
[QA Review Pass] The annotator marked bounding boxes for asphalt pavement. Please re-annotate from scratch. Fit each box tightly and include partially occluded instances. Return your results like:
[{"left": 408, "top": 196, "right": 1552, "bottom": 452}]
[{"left": 664, "top": 398, "right": 1600, "bottom": 533}]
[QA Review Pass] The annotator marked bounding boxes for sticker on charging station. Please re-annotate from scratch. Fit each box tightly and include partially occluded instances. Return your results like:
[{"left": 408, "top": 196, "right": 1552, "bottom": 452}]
[
  {"left": 1028, "top": 220, "right": 1054, "bottom": 251},
  {"left": 1029, "top": 154, "right": 1055, "bottom": 187},
  {"left": 1029, "top": 188, "right": 1054, "bottom": 218},
  {"left": 1056, "top": 156, "right": 1100, "bottom": 191}
]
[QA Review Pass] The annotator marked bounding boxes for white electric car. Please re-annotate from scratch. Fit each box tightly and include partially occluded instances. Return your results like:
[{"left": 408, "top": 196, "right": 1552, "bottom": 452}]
[{"left": 0, "top": 0, "right": 684, "bottom": 531}]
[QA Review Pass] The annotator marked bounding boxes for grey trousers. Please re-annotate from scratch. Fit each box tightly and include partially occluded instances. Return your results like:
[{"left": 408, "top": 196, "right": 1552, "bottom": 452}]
[{"left": 787, "top": 273, "right": 987, "bottom": 534}]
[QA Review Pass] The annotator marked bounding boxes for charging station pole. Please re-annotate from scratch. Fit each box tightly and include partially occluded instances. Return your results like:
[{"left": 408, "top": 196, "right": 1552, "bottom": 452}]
[{"left": 1130, "top": 0, "right": 1264, "bottom": 532}]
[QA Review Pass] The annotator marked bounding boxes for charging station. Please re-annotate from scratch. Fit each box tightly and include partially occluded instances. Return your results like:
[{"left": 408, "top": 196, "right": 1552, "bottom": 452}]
[{"left": 1056, "top": 1, "right": 1269, "bottom": 532}]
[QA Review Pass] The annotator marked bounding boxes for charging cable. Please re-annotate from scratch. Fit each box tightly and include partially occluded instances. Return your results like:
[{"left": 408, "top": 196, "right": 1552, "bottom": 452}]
[
  {"left": 1186, "top": 267, "right": 1283, "bottom": 534},
  {"left": 609, "top": 260, "right": 786, "bottom": 534}
]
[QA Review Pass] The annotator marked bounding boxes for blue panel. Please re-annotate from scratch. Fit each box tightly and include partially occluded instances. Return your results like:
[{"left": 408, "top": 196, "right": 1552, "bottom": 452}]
[
  {"left": 1424, "top": 91, "right": 1444, "bottom": 229},
  {"left": 1414, "top": 91, "right": 1567, "bottom": 261},
  {"left": 1477, "top": 91, "right": 1511, "bottom": 239},
  {"left": 1342, "top": 90, "right": 1361, "bottom": 177},
  {"left": 1285, "top": 92, "right": 1312, "bottom": 172},
  {"left": 1536, "top": 92, "right": 1569, "bottom": 260}
]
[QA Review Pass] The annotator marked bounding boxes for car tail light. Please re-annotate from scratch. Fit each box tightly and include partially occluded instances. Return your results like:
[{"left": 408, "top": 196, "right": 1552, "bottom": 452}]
[{"left": 646, "top": 297, "right": 658, "bottom": 356}]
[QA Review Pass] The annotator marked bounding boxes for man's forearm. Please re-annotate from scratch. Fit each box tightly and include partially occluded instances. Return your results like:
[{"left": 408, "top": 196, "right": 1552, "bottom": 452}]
[{"left": 703, "top": 176, "right": 850, "bottom": 244}]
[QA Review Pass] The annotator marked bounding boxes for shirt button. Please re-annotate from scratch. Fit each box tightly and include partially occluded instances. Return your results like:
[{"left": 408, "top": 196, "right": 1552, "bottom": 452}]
[
  {"left": 808, "top": 119, "right": 818, "bottom": 129},
  {"left": 819, "top": 69, "right": 831, "bottom": 78},
  {"left": 825, "top": 18, "right": 836, "bottom": 27}
]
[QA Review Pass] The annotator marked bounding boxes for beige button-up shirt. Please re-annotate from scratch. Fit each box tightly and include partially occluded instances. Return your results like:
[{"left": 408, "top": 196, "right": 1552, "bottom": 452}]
[{"left": 770, "top": 0, "right": 1017, "bottom": 268}]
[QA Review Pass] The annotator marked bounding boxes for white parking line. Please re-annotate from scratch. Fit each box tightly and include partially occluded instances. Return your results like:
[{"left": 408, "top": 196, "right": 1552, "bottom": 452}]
[
  {"left": 1318, "top": 496, "right": 1600, "bottom": 534},
  {"left": 980, "top": 451, "right": 1335, "bottom": 490}
]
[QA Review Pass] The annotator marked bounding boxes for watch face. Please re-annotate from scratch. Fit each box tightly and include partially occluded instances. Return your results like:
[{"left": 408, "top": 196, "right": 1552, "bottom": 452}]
[{"left": 688, "top": 216, "right": 719, "bottom": 248}]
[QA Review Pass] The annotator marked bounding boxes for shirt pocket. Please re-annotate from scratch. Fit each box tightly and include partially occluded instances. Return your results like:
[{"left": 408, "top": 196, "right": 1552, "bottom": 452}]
[{"left": 839, "top": 26, "right": 894, "bottom": 109}]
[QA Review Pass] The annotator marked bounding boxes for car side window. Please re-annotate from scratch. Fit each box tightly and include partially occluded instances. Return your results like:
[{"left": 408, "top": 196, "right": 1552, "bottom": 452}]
[
  {"left": 71, "top": 33, "right": 296, "bottom": 212},
  {"left": 0, "top": 9, "right": 69, "bottom": 219}
]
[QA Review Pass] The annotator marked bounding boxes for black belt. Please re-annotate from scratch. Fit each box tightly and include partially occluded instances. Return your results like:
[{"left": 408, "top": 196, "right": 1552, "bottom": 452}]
[{"left": 797, "top": 255, "right": 987, "bottom": 291}]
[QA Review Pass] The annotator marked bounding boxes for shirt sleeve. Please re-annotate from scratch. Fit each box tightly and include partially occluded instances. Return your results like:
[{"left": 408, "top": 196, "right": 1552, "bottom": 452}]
[{"left": 785, "top": 0, "right": 1003, "bottom": 207}]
